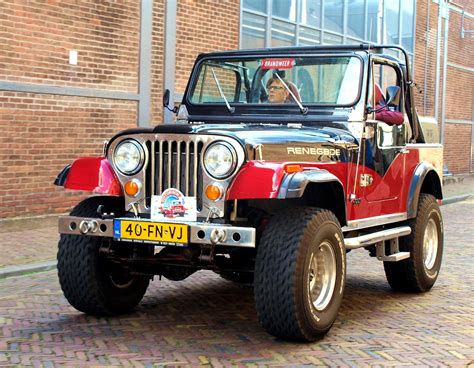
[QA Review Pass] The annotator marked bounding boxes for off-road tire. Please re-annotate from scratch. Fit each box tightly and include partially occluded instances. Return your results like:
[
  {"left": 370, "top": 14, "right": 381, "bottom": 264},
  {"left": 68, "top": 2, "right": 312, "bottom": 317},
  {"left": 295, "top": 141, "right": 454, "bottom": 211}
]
[
  {"left": 384, "top": 194, "right": 443, "bottom": 292},
  {"left": 57, "top": 196, "right": 149, "bottom": 316},
  {"left": 254, "top": 208, "right": 346, "bottom": 342}
]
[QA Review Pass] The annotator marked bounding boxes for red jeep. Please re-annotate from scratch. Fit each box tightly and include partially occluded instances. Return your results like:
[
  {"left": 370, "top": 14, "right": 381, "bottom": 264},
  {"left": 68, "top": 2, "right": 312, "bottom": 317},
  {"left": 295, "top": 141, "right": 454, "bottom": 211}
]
[
  {"left": 55, "top": 44, "right": 443, "bottom": 342},
  {"left": 161, "top": 200, "right": 186, "bottom": 217}
]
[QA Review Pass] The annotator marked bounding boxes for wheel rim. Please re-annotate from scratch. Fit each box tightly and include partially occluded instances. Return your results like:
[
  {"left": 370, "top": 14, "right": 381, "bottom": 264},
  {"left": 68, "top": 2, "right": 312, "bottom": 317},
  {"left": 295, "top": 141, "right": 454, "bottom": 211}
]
[
  {"left": 423, "top": 218, "right": 438, "bottom": 270},
  {"left": 308, "top": 241, "right": 337, "bottom": 311}
]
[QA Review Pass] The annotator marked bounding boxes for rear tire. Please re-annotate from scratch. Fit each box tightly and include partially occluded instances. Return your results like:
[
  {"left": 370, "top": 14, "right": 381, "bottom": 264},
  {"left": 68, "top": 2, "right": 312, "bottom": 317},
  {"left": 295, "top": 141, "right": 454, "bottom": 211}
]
[
  {"left": 254, "top": 208, "right": 346, "bottom": 342},
  {"left": 384, "top": 194, "right": 443, "bottom": 292},
  {"left": 57, "top": 196, "right": 149, "bottom": 316}
]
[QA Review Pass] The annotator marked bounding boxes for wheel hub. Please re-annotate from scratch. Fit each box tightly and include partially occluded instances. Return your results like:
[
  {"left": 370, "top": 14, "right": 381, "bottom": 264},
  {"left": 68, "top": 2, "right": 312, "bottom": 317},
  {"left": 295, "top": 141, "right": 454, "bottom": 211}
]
[
  {"left": 423, "top": 218, "right": 438, "bottom": 270},
  {"left": 308, "top": 241, "right": 337, "bottom": 311}
]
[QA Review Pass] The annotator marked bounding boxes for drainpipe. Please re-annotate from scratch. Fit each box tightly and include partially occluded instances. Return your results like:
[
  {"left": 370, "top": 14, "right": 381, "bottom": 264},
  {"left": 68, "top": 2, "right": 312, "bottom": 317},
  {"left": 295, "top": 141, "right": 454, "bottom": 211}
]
[
  {"left": 440, "top": 2, "right": 449, "bottom": 146},
  {"left": 434, "top": 1, "right": 444, "bottom": 122},
  {"left": 163, "top": 0, "right": 177, "bottom": 124},
  {"left": 423, "top": 0, "right": 430, "bottom": 116}
]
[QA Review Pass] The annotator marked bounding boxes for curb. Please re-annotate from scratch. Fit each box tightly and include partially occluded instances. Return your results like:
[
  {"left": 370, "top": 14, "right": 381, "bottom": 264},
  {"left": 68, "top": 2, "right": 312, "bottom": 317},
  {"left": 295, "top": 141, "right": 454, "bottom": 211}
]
[
  {"left": 0, "top": 260, "right": 57, "bottom": 280},
  {"left": 0, "top": 194, "right": 473, "bottom": 280},
  {"left": 441, "top": 193, "right": 473, "bottom": 206}
]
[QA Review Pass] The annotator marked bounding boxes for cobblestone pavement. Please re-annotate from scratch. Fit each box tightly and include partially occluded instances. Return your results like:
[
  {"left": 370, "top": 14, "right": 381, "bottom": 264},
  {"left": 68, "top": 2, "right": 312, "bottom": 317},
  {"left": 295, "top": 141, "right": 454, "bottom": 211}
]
[
  {"left": 0, "top": 199, "right": 472, "bottom": 367},
  {"left": 0, "top": 216, "right": 58, "bottom": 268}
]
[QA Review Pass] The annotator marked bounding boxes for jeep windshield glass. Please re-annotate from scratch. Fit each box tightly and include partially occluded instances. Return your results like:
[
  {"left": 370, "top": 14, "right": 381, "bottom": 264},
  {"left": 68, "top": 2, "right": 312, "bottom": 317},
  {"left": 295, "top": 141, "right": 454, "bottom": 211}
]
[{"left": 189, "top": 56, "right": 362, "bottom": 107}]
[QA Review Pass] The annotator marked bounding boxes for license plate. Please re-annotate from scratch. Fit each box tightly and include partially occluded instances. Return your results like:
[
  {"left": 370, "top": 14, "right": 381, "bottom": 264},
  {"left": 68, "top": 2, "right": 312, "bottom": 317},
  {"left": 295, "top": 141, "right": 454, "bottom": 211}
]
[{"left": 114, "top": 220, "right": 188, "bottom": 245}]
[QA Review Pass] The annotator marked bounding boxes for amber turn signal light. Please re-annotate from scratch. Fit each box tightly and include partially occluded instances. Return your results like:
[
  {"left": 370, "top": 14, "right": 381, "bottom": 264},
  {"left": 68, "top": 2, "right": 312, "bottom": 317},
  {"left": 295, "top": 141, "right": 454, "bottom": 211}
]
[
  {"left": 124, "top": 179, "right": 141, "bottom": 197},
  {"left": 205, "top": 184, "right": 223, "bottom": 201},
  {"left": 285, "top": 164, "right": 303, "bottom": 173}
]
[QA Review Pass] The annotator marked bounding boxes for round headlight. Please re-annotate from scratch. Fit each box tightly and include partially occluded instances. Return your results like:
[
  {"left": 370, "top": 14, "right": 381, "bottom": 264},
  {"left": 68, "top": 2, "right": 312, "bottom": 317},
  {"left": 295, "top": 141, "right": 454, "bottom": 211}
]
[
  {"left": 113, "top": 140, "right": 145, "bottom": 175},
  {"left": 204, "top": 142, "right": 237, "bottom": 179}
]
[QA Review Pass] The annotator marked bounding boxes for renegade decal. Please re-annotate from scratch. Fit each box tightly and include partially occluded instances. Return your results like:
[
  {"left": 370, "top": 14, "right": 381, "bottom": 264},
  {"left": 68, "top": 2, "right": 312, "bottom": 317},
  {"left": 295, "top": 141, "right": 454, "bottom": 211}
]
[{"left": 287, "top": 147, "right": 341, "bottom": 157}]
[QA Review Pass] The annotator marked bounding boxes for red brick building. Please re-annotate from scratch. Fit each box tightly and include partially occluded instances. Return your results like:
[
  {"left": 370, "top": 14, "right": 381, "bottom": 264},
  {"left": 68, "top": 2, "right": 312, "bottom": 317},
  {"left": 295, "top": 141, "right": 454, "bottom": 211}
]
[{"left": 0, "top": 0, "right": 472, "bottom": 219}]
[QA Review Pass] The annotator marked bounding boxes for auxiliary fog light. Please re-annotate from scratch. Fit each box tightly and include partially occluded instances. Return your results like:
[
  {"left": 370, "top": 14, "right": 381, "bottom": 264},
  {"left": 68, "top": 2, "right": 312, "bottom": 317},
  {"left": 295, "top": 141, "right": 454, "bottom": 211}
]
[
  {"left": 205, "top": 183, "right": 223, "bottom": 201},
  {"left": 124, "top": 179, "right": 142, "bottom": 197}
]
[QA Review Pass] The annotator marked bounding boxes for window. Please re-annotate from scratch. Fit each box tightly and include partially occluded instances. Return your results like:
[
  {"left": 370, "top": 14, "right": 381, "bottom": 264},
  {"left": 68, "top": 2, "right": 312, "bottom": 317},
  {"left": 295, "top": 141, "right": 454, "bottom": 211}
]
[
  {"left": 189, "top": 56, "right": 363, "bottom": 106},
  {"left": 240, "top": 0, "right": 415, "bottom": 62}
]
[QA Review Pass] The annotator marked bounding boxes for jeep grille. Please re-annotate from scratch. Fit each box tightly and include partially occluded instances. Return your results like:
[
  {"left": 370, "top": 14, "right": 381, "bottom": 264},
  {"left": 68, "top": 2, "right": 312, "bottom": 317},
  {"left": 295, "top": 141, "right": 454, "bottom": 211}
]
[{"left": 145, "top": 138, "right": 204, "bottom": 210}]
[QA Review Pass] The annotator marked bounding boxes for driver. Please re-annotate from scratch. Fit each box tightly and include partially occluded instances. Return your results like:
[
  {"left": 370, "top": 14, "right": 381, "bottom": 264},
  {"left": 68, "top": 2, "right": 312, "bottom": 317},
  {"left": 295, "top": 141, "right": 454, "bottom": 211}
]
[
  {"left": 265, "top": 74, "right": 301, "bottom": 104},
  {"left": 266, "top": 77, "right": 290, "bottom": 103}
]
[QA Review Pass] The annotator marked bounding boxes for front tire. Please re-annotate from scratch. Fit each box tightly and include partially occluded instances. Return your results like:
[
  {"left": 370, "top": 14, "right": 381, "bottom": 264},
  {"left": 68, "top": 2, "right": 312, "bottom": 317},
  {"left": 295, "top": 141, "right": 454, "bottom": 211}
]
[
  {"left": 254, "top": 208, "right": 346, "bottom": 342},
  {"left": 57, "top": 196, "right": 150, "bottom": 316},
  {"left": 384, "top": 194, "right": 444, "bottom": 292}
]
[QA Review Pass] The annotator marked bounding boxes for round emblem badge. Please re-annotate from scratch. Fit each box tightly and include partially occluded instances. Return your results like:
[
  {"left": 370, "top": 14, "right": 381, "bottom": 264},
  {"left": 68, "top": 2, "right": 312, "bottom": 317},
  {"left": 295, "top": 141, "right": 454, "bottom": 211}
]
[{"left": 159, "top": 188, "right": 187, "bottom": 218}]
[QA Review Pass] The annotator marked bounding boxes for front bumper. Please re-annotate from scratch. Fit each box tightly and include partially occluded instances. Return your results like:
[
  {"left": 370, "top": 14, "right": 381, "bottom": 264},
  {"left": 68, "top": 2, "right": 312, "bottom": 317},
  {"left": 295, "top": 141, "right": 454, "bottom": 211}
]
[{"left": 58, "top": 216, "right": 256, "bottom": 248}]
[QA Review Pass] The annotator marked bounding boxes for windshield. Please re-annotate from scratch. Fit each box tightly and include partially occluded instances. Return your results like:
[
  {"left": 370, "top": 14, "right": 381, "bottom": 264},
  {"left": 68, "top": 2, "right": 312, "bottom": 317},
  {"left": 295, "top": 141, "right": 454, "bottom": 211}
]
[{"left": 189, "top": 55, "right": 362, "bottom": 107}]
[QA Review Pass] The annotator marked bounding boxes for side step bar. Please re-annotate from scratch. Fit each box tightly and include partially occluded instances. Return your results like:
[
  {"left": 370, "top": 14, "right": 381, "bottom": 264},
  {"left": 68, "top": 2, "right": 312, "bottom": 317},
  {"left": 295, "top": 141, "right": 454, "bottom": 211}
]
[{"left": 344, "top": 226, "right": 412, "bottom": 262}]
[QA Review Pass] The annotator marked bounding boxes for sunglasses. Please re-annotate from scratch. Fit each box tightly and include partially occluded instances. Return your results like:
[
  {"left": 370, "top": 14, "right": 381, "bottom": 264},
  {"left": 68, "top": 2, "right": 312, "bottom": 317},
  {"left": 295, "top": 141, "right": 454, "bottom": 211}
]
[{"left": 268, "top": 85, "right": 285, "bottom": 91}]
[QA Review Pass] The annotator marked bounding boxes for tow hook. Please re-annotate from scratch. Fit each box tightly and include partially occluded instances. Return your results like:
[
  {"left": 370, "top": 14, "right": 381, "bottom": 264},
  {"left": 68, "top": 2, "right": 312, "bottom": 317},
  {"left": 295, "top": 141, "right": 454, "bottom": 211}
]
[
  {"left": 210, "top": 228, "right": 226, "bottom": 245},
  {"left": 79, "top": 220, "right": 98, "bottom": 234}
]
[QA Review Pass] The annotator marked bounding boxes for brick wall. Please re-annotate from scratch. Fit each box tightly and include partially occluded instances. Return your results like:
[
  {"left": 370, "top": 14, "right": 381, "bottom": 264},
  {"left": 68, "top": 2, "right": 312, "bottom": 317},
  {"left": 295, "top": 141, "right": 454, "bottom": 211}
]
[
  {"left": 0, "top": 1, "right": 140, "bottom": 90},
  {"left": 0, "top": 92, "right": 136, "bottom": 218},
  {"left": 444, "top": 124, "right": 472, "bottom": 173},
  {"left": 0, "top": 1, "right": 142, "bottom": 219},
  {"left": 175, "top": 0, "right": 240, "bottom": 94},
  {"left": 414, "top": 0, "right": 474, "bottom": 174}
]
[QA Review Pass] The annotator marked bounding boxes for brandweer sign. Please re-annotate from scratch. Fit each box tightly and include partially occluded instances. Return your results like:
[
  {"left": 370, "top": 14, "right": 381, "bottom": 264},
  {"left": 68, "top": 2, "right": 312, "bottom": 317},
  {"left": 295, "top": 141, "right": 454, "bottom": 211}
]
[{"left": 261, "top": 58, "right": 295, "bottom": 69}]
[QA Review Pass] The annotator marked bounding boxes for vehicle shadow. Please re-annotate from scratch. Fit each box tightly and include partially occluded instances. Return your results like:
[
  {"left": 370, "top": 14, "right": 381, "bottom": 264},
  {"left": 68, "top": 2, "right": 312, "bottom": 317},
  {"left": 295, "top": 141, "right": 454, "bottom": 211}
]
[{"left": 42, "top": 269, "right": 422, "bottom": 354}]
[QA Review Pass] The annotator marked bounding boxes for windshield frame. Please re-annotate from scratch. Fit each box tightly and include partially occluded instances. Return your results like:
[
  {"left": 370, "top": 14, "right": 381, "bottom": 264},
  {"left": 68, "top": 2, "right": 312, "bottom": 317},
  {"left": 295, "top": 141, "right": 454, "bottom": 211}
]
[{"left": 185, "top": 52, "right": 365, "bottom": 110}]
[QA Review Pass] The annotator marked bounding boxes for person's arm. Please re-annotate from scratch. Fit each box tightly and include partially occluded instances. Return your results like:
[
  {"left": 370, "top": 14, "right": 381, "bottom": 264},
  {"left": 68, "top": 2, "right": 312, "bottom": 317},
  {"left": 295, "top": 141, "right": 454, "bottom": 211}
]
[{"left": 375, "top": 104, "right": 404, "bottom": 125}]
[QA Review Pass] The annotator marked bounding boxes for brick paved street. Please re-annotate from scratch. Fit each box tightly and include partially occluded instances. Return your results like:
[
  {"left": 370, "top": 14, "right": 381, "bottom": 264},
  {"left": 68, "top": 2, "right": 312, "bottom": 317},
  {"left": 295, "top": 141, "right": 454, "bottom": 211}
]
[{"left": 0, "top": 199, "right": 473, "bottom": 367}]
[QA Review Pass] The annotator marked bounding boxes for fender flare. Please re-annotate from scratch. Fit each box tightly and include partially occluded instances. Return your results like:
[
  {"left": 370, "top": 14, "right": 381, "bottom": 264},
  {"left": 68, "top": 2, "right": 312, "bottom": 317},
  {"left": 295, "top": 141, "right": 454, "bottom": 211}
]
[
  {"left": 277, "top": 169, "right": 347, "bottom": 225},
  {"left": 277, "top": 169, "right": 343, "bottom": 199},
  {"left": 54, "top": 157, "right": 123, "bottom": 196},
  {"left": 407, "top": 161, "right": 443, "bottom": 218}
]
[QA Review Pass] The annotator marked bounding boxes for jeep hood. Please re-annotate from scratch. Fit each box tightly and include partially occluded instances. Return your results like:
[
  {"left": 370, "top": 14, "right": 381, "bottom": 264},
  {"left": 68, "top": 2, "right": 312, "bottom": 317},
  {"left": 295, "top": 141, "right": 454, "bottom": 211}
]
[{"left": 109, "top": 123, "right": 357, "bottom": 162}]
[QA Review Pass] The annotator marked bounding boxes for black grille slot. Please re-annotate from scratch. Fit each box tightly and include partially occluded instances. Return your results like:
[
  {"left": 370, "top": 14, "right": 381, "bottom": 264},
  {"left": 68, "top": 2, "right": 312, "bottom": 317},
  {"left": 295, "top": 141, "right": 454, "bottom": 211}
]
[{"left": 145, "top": 138, "right": 204, "bottom": 210}]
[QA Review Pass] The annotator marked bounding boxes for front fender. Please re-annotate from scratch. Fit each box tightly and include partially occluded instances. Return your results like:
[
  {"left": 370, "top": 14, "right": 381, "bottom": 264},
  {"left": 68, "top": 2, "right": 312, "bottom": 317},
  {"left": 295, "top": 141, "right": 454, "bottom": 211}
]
[
  {"left": 55, "top": 157, "right": 123, "bottom": 196},
  {"left": 226, "top": 161, "right": 286, "bottom": 200},
  {"left": 226, "top": 161, "right": 344, "bottom": 200}
]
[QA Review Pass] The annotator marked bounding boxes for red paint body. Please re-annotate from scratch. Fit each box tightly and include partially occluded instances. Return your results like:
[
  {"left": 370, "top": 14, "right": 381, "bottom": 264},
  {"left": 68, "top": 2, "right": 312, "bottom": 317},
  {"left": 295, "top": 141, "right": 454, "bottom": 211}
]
[
  {"left": 227, "top": 161, "right": 287, "bottom": 200},
  {"left": 226, "top": 145, "right": 438, "bottom": 223},
  {"left": 64, "top": 157, "right": 122, "bottom": 196}
]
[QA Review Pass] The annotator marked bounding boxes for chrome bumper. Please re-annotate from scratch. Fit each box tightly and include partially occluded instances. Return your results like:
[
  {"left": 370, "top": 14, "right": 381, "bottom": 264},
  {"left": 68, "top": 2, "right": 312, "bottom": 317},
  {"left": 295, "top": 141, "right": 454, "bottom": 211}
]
[{"left": 58, "top": 216, "right": 256, "bottom": 248}]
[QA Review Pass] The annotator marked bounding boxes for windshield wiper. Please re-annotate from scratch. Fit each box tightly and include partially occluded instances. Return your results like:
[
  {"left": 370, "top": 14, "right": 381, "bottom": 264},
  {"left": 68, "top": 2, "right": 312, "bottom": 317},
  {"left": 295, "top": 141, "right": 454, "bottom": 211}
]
[
  {"left": 211, "top": 67, "right": 235, "bottom": 114},
  {"left": 274, "top": 73, "right": 308, "bottom": 115}
]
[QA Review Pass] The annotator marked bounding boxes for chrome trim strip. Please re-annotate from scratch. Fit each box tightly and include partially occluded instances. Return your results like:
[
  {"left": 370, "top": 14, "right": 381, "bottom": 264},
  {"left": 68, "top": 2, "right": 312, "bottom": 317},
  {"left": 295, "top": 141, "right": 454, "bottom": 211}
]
[
  {"left": 176, "top": 140, "right": 181, "bottom": 190},
  {"left": 150, "top": 141, "right": 155, "bottom": 197},
  {"left": 342, "top": 213, "right": 408, "bottom": 232},
  {"left": 406, "top": 143, "right": 443, "bottom": 148},
  {"left": 193, "top": 141, "right": 198, "bottom": 196},
  {"left": 158, "top": 140, "right": 163, "bottom": 194},
  {"left": 167, "top": 140, "right": 172, "bottom": 188},
  {"left": 185, "top": 141, "right": 190, "bottom": 195},
  {"left": 344, "top": 226, "right": 412, "bottom": 249}
]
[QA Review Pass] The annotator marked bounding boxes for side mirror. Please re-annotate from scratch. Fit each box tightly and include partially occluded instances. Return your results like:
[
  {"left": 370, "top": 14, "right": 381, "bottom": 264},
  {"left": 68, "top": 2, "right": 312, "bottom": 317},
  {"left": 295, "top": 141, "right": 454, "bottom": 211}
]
[
  {"left": 163, "top": 89, "right": 178, "bottom": 113},
  {"left": 163, "top": 89, "right": 170, "bottom": 107},
  {"left": 385, "top": 86, "right": 401, "bottom": 107}
]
